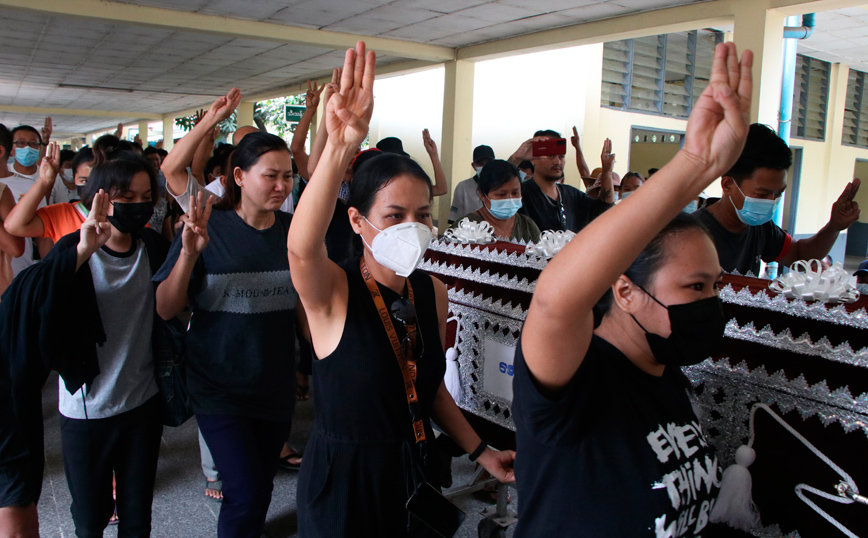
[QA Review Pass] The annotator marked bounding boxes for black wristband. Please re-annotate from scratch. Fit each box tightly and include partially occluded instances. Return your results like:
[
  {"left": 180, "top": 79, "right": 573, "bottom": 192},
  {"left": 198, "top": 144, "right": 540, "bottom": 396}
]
[{"left": 468, "top": 441, "right": 487, "bottom": 462}]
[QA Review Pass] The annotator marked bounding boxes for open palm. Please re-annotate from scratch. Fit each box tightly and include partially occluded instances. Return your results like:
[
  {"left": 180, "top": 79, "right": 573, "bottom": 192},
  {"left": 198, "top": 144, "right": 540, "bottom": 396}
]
[
  {"left": 682, "top": 42, "right": 753, "bottom": 179},
  {"left": 325, "top": 42, "right": 375, "bottom": 148}
]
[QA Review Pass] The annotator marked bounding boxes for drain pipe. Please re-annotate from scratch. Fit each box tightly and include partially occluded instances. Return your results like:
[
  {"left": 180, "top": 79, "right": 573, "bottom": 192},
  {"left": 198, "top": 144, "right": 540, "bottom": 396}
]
[{"left": 766, "top": 13, "right": 814, "bottom": 278}]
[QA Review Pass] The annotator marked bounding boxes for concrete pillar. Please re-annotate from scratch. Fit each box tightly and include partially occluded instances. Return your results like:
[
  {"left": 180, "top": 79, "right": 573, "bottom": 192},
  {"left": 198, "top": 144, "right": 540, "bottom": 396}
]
[
  {"left": 237, "top": 101, "right": 255, "bottom": 128},
  {"left": 732, "top": 1, "right": 786, "bottom": 126},
  {"left": 138, "top": 120, "right": 149, "bottom": 145},
  {"left": 162, "top": 117, "right": 175, "bottom": 151},
  {"left": 439, "top": 60, "right": 475, "bottom": 228}
]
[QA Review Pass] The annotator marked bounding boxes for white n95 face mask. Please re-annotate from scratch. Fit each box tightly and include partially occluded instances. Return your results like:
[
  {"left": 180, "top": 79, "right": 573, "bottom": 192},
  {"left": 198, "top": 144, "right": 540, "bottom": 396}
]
[{"left": 362, "top": 219, "right": 433, "bottom": 277}]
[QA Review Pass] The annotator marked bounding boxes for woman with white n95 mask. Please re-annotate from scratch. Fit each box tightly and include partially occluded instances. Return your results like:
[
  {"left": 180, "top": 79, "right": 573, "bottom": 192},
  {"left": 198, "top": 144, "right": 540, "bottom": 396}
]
[{"left": 287, "top": 41, "right": 515, "bottom": 537}]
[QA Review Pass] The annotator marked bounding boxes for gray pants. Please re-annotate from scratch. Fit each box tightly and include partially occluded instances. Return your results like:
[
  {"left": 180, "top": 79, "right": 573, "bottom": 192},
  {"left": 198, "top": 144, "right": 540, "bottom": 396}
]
[{"left": 198, "top": 428, "right": 220, "bottom": 482}]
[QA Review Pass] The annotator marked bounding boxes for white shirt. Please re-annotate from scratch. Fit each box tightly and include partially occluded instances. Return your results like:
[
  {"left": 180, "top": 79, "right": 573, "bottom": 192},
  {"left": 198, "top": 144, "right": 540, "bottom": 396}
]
[
  {"left": 449, "top": 176, "right": 483, "bottom": 222},
  {"left": 49, "top": 175, "right": 77, "bottom": 205}
]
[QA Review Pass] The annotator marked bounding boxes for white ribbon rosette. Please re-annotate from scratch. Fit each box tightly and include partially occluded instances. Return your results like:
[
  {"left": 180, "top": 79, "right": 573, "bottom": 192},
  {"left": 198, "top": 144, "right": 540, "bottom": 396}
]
[
  {"left": 442, "top": 217, "right": 496, "bottom": 244},
  {"left": 768, "top": 259, "right": 860, "bottom": 303},
  {"left": 525, "top": 230, "right": 577, "bottom": 259}
]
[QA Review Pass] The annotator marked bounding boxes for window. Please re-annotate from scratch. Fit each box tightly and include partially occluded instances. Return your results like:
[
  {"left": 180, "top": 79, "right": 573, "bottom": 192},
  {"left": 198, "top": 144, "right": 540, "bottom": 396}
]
[
  {"left": 791, "top": 55, "right": 830, "bottom": 141},
  {"left": 843, "top": 68, "right": 868, "bottom": 148},
  {"left": 601, "top": 29, "right": 723, "bottom": 118}
]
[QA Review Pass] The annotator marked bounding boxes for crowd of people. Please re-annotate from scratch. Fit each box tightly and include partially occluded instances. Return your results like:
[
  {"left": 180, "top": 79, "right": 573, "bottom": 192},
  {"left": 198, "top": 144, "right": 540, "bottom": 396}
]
[{"left": 0, "top": 38, "right": 862, "bottom": 538}]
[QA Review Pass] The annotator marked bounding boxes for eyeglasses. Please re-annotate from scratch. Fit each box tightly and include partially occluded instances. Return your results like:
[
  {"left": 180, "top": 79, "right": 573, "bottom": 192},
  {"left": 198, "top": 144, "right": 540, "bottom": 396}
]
[
  {"left": 13, "top": 141, "right": 39, "bottom": 149},
  {"left": 391, "top": 297, "right": 424, "bottom": 361}
]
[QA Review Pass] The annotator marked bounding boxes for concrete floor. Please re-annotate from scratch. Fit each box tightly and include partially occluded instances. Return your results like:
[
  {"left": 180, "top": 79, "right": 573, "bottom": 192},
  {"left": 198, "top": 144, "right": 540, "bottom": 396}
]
[{"left": 35, "top": 372, "right": 517, "bottom": 538}]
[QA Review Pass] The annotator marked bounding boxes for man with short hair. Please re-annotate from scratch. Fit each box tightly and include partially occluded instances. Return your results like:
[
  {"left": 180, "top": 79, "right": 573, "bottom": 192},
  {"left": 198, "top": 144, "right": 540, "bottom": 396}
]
[
  {"left": 4, "top": 125, "right": 51, "bottom": 272},
  {"left": 509, "top": 130, "right": 614, "bottom": 232},
  {"left": 693, "top": 124, "right": 861, "bottom": 275},
  {"left": 448, "top": 144, "right": 495, "bottom": 223}
]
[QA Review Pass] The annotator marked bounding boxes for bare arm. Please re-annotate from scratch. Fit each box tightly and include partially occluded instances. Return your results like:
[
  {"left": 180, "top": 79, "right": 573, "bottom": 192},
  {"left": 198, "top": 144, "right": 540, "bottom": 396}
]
[
  {"left": 508, "top": 139, "right": 533, "bottom": 166},
  {"left": 156, "top": 192, "right": 213, "bottom": 320},
  {"left": 777, "top": 178, "right": 861, "bottom": 266},
  {"left": 307, "top": 68, "right": 340, "bottom": 176},
  {"left": 422, "top": 129, "right": 448, "bottom": 197},
  {"left": 191, "top": 112, "right": 217, "bottom": 186},
  {"left": 5, "top": 143, "right": 59, "bottom": 238},
  {"left": 570, "top": 126, "right": 591, "bottom": 179},
  {"left": 522, "top": 43, "right": 753, "bottom": 392},
  {"left": 161, "top": 91, "right": 240, "bottom": 197},
  {"left": 429, "top": 276, "right": 515, "bottom": 482},
  {"left": 290, "top": 81, "right": 324, "bottom": 180},
  {"left": 0, "top": 188, "right": 25, "bottom": 257}
]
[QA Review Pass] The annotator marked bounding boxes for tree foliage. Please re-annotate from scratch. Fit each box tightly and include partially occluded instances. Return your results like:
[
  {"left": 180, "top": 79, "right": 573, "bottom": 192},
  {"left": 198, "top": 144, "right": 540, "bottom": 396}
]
[{"left": 174, "top": 94, "right": 306, "bottom": 140}]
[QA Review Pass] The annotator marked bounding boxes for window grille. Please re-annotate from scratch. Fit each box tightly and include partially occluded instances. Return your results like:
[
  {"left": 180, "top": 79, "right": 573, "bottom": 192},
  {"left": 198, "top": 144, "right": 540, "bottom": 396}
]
[
  {"left": 791, "top": 54, "right": 830, "bottom": 141},
  {"left": 843, "top": 68, "right": 868, "bottom": 148}
]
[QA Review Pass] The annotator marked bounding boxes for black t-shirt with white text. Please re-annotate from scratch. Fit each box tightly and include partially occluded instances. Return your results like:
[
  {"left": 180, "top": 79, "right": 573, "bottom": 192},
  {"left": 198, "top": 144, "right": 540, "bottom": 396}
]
[
  {"left": 519, "top": 179, "right": 611, "bottom": 232},
  {"left": 513, "top": 335, "right": 721, "bottom": 537},
  {"left": 153, "top": 209, "right": 296, "bottom": 421},
  {"left": 692, "top": 206, "right": 791, "bottom": 276}
]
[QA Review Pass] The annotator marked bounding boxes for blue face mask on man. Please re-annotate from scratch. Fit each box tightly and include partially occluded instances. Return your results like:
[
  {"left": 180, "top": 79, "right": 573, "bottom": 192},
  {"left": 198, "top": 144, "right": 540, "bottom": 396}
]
[
  {"left": 486, "top": 195, "right": 522, "bottom": 220},
  {"left": 729, "top": 181, "right": 779, "bottom": 226},
  {"left": 14, "top": 146, "right": 39, "bottom": 168}
]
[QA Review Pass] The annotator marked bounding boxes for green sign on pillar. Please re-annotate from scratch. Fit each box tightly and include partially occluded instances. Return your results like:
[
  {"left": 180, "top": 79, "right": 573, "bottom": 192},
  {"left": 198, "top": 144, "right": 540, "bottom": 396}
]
[{"left": 285, "top": 105, "right": 306, "bottom": 123}]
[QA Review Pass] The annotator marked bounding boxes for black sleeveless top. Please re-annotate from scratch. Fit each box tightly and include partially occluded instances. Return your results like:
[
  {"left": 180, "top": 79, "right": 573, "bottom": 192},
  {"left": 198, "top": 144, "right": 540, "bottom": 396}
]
[{"left": 297, "top": 256, "right": 446, "bottom": 537}]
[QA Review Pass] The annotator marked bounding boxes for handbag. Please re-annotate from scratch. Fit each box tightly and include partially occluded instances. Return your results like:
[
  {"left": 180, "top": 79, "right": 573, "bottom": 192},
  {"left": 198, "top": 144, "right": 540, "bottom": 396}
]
[{"left": 152, "top": 315, "right": 193, "bottom": 427}]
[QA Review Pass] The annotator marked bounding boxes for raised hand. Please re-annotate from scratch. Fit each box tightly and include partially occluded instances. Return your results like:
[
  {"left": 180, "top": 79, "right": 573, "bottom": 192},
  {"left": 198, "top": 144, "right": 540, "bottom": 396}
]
[
  {"left": 600, "top": 138, "right": 615, "bottom": 172},
  {"left": 155, "top": 138, "right": 164, "bottom": 149},
  {"left": 193, "top": 108, "right": 206, "bottom": 126},
  {"left": 306, "top": 80, "right": 324, "bottom": 109},
  {"left": 321, "top": 68, "right": 343, "bottom": 108},
  {"left": 682, "top": 42, "right": 753, "bottom": 179},
  {"left": 78, "top": 190, "right": 112, "bottom": 261},
  {"left": 207, "top": 88, "right": 242, "bottom": 124},
  {"left": 181, "top": 191, "right": 213, "bottom": 258},
  {"left": 113, "top": 122, "right": 124, "bottom": 139},
  {"left": 41, "top": 117, "right": 53, "bottom": 143},
  {"left": 133, "top": 133, "right": 143, "bottom": 146},
  {"left": 325, "top": 41, "right": 375, "bottom": 149},
  {"left": 828, "top": 178, "right": 861, "bottom": 230},
  {"left": 422, "top": 128, "right": 438, "bottom": 156},
  {"left": 38, "top": 142, "right": 60, "bottom": 187},
  {"left": 511, "top": 138, "right": 534, "bottom": 163},
  {"left": 570, "top": 126, "right": 581, "bottom": 150}
]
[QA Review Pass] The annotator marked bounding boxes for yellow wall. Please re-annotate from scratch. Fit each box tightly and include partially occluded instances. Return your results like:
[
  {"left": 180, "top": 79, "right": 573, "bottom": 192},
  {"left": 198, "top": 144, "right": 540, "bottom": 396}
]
[{"left": 852, "top": 159, "right": 868, "bottom": 224}]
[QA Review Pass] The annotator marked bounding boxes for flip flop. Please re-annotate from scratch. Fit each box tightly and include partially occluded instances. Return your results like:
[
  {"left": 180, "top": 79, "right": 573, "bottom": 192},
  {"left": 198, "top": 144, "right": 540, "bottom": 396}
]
[
  {"left": 108, "top": 501, "right": 119, "bottom": 525},
  {"left": 205, "top": 479, "right": 223, "bottom": 502},
  {"left": 277, "top": 452, "right": 303, "bottom": 471}
]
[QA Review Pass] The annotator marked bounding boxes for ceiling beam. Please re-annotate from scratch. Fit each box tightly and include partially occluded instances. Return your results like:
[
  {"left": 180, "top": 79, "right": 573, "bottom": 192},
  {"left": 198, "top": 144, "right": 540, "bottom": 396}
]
[
  {"left": 456, "top": 1, "right": 737, "bottom": 61},
  {"left": 0, "top": 0, "right": 455, "bottom": 62},
  {"left": 0, "top": 104, "right": 162, "bottom": 120},
  {"left": 455, "top": 0, "right": 864, "bottom": 61}
]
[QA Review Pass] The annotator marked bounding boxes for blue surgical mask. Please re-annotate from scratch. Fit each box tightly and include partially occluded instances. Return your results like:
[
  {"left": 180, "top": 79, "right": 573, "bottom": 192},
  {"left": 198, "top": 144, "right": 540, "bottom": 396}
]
[
  {"left": 682, "top": 200, "right": 698, "bottom": 214},
  {"left": 857, "top": 283, "right": 868, "bottom": 295},
  {"left": 474, "top": 166, "right": 483, "bottom": 176},
  {"left": 612, "top": 191, "right": 620, "bottom": 203},
  {"left": 730, "top": 182, "right": 779, "bottom": 226},
  {"left": 519, "top": 170, "right": 527, "bottom": 181},
  {"left": 619, "top": 191, "right": 633, "bottom": 202},
  {"left": 14, "top": 146, "right": 39, "bottom": 168},
  {"left": 486, "top": 196, "right": 522, "bottom": 220}
]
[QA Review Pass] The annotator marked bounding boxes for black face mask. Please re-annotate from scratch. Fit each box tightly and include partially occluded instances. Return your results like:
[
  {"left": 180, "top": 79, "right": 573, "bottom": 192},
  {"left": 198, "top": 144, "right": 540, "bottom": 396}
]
[
  {"left": 108, "top": 201, "right": 153, "bottom": 234},
  {"left": 76, "top": 185, "right": 87, "bottom": 198},
  {"left": 631, "top": 285, "right": 727, "bottom": 367}
]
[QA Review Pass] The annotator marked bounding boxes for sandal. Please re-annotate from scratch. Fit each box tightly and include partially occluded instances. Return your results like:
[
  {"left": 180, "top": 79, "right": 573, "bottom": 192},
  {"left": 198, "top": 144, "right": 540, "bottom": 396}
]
[
  {"left": 277, "top": 452, "right": 303, "bottom": 471},
  {"left": 108, "top": 501, "right": 119, "bottom": 525},
  {"left": 205, "top": 479, "right": 223, "bottom": 502}
]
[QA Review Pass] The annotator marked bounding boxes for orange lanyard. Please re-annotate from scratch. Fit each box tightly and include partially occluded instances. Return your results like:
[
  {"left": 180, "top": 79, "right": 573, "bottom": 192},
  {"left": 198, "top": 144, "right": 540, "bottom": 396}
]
[{"left": 360, "top": 257, "right": 426, "bottom": 444}]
